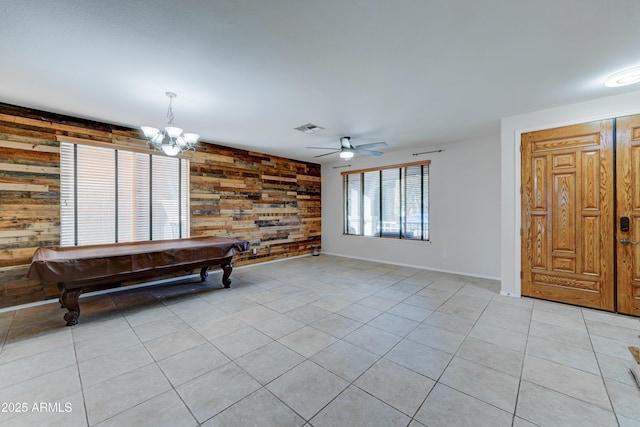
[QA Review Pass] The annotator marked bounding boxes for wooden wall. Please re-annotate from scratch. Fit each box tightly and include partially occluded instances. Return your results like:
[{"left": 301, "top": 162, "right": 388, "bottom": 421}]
[{"left": 0, "top": 102, "right": 321, "bottom": 309}]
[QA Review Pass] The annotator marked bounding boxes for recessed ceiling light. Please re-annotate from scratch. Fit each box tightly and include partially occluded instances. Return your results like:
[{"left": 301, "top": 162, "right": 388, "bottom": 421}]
[{"left": 604, "top": 66, "right": 640, "bottom": 87}]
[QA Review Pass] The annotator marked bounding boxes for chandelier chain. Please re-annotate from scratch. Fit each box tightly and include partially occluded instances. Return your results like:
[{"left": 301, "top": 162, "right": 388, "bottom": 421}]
[{"left": 166, "top": 96, "right": 175, "bottom": 126}]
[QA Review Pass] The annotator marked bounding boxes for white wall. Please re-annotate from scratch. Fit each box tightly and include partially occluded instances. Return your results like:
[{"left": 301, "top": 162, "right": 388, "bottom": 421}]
[
  {"left": 501, "top": 89, "right": 640, "bottom": 297},
  {"left": 322, "top": 134, "right": 501, "bottom": 280}
]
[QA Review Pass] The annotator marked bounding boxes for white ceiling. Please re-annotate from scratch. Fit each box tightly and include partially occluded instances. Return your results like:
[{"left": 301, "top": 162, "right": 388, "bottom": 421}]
[{"left": 2, "top": 0, "right": 640, "bottom": 163}]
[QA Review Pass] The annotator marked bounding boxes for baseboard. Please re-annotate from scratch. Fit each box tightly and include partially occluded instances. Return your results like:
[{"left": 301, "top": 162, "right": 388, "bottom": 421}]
[
  {"left": 500, "top": 290, "right": 521, "bottom": 298},
  {"left": 0, "top": 252, "right": 504, "bottom": 314},
  {"left": 321, "top": 251, "right": 501, "bottom": 281}
]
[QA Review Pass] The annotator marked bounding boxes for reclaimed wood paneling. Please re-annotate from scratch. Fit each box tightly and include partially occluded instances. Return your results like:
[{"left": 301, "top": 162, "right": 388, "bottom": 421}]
[{"left": 0, "top": 102, "right": 321, "bottom": 308}]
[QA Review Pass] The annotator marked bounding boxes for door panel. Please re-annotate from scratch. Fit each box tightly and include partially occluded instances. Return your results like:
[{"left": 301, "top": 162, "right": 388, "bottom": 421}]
[
  {"left": 522, "top": 120, "right": 614, "bottom": 310},
  {"left": 616, "top": 115, "right": 640, "bottom": 315}
]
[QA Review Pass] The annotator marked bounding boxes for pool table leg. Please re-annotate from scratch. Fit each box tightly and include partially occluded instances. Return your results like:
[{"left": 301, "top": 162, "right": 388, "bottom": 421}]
[
  {"left": 221, "top": 262, "right": 233, "bottom": 288},
  {"left": 200, "top": 266, "right": 208, "bottom": 282},
  {"left": 60, "top": 288, "right": 82, "bottom": 326}
]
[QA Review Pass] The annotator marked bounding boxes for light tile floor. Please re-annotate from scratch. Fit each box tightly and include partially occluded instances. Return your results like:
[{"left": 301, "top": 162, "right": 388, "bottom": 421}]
[{"left": 0, "top": 255, "right": 639, "bottom": 426}]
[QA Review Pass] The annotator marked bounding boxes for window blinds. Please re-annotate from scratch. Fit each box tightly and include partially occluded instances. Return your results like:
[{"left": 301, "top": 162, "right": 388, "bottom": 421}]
[
  {"left": 59, "top": 142, "right": 190, "bottom": 246},
  {"left": 342, "top": 161, "right": 429, "bottom": 241}
]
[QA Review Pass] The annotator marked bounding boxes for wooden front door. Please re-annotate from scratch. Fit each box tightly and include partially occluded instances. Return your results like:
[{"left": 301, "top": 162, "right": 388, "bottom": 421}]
[
  {"left": 521, "top": 120, "right": 615, "bottom": 311},
  {"left": 616, "top": 115, "right": 640, "bottom": 315}
]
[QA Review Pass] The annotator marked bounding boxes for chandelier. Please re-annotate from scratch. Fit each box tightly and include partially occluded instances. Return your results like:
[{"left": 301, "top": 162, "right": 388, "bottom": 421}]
[{"left": 141, "top": 92, "right": 199, "bottom": 156}]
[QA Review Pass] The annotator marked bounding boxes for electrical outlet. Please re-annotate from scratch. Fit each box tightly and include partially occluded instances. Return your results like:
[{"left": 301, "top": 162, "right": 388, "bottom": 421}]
[
  {"left": 252, "top": 248, "right": 257, "bottom": 254},
  {"left": 442, "top": 251, "right": 448, "bottom": 259}
]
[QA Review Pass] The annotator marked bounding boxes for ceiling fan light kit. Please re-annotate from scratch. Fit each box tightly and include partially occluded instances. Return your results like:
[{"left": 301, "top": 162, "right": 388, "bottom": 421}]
[{"left": 340, "top": 151, "right": 354, "bottom": 160}]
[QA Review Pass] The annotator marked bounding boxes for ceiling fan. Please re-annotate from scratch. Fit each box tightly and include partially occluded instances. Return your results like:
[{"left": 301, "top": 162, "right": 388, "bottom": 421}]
[{"left": 307, "top": 137, "right": 387, "bottom": 160}]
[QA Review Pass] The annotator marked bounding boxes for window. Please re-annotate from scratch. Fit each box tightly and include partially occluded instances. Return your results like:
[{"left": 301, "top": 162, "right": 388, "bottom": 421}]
[
  {"left": 343, "top": 161, "right": 429, "bottom": 240},
  {"left": 60, "top": 142, "right": 189, "bottom": 246}
]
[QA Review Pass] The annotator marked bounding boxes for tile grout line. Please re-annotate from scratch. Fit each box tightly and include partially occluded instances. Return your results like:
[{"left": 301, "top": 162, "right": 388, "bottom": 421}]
[
  {"left": 285, "top": 269, "right": 436, "bottom": 424},
  {"left": 581, "top": 307, "right": 622, "bottom": 426},
  {"left": 509, "top": 295, "right": 535, "bottom": 427}
]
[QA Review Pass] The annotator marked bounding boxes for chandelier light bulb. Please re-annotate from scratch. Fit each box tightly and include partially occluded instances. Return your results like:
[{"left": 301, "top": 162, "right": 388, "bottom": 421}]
[
  {"left": 184, "top": 133, "right": 200, "bottom": 144},
  {"left": 141, "top": 126, "right": 159, "bottom": 138},
  {"left": 165, "top": 126, "right": 183, "bottom": 139},
  {"left": 162, "top": 144, "right": 181, "bottom": 156}
]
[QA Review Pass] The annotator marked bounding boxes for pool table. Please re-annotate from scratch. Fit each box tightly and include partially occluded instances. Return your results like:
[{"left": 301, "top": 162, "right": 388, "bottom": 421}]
[{"left": 27, "top": 236, "right": 250, "bottom": 325}]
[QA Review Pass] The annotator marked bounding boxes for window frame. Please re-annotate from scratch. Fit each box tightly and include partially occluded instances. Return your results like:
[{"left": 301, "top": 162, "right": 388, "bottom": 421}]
[
  {"left": 342, "top": 160, "right": 430, "bottom": 241},
  {"left": 60, "top": 141, "right": 190, "bottom": 247}
]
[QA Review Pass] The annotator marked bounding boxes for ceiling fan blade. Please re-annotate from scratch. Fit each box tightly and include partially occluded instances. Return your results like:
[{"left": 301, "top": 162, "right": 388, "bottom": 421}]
[
  {"left": 313, "top": 151, "right": 340, "bottom": 158},
  {"left": 355, "top": 141, "right": 387, "bottom": 150},
  {"left": 307, "top": 146, "right": 338, "bottom": 150},
  {"left": 352, "top": 149, "right": 383, "bottom": 156}
]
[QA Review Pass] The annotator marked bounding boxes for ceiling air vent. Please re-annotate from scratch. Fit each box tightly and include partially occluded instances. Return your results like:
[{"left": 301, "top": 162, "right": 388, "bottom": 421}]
[{"left": 294, "top": 123, "right": 325, "bottom": 134}]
